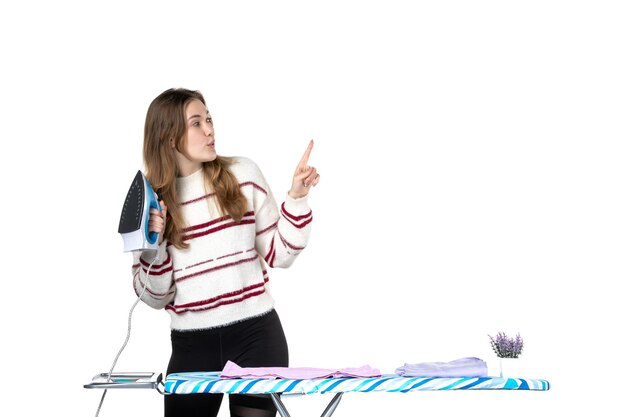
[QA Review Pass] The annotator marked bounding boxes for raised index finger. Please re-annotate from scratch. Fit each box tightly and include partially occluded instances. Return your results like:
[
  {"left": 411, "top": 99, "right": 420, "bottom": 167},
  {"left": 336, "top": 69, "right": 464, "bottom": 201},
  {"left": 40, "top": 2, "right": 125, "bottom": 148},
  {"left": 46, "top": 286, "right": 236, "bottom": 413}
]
[{"left": 298, "top": 140, "right": 314, "bottom": 167}]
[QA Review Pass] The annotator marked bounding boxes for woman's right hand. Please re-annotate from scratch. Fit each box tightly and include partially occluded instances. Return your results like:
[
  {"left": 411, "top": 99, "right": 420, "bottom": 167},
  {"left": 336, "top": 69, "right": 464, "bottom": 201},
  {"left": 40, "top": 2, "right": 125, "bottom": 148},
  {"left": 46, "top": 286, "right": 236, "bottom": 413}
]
[{"left": 148, "top": 200, "right": 168, "bottom": 245}]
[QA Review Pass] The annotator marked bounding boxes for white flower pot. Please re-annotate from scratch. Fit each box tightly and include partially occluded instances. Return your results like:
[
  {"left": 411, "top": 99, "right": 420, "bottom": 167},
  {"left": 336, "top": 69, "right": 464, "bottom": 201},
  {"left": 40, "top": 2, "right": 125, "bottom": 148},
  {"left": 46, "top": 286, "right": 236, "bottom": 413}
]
[{"left": 499, "top": 357, "right": 522, "bottom": 378}]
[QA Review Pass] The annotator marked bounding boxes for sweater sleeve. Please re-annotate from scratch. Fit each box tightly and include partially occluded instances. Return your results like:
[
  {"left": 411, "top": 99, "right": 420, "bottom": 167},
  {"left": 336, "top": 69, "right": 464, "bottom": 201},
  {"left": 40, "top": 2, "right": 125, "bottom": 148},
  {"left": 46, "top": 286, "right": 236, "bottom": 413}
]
[
  {"left": 131, "top": 241, "right": 176, "bottom": 309},
  {"left": 252, "top": 164, "right": 313, "bottom": 268}
]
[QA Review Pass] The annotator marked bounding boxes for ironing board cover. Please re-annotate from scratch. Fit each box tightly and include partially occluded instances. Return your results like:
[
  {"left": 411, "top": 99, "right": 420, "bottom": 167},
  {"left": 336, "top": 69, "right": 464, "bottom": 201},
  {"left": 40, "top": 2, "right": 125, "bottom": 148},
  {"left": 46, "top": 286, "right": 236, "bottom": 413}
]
[{"left": 165, "top": 372, "right": 550, "bottom": 395}]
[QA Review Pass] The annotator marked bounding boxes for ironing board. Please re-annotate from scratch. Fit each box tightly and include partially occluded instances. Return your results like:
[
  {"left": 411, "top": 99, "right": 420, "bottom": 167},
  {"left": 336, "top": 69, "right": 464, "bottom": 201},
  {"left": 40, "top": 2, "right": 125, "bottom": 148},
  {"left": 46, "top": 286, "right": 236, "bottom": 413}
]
[{"left": 164, "top": 372, "right": 550, "bottom": 417}]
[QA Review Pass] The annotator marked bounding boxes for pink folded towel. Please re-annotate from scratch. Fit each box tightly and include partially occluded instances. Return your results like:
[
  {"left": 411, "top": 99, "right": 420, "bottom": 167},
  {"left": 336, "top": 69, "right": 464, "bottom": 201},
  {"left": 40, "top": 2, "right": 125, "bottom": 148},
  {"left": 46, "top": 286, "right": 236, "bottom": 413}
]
[{"left": 220, "top": 360, "right": 382, "bottom": 379}]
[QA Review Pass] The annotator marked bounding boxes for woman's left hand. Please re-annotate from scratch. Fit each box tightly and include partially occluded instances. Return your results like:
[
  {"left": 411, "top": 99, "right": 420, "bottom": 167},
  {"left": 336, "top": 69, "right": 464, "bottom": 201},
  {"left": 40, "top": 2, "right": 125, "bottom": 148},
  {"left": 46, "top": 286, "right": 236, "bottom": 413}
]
[{"left": 289, "top": 140, "right": 320, "bottom": 199}]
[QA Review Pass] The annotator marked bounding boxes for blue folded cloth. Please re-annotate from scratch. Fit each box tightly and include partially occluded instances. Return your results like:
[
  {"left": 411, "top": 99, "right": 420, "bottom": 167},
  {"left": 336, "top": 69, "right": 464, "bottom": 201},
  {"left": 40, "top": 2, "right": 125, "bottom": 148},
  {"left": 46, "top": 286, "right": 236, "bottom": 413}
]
[{"left": 395, "top": 357, "right": 488, "bottom": 377}]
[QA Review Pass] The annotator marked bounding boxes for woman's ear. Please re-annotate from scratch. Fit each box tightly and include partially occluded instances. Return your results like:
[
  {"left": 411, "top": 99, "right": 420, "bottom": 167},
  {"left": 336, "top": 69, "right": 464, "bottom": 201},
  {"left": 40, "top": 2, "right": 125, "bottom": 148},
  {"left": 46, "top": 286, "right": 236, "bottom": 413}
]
[{"left": 169, "top": 137, "right": 176, "bottom": 149}]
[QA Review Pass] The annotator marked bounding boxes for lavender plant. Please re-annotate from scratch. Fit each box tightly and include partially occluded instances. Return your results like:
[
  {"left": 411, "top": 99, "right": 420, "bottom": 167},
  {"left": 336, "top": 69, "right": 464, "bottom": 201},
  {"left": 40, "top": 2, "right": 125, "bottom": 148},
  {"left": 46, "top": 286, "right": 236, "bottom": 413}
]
[{"left": 488, "top": 332, "right": 524, "bottom": 358}]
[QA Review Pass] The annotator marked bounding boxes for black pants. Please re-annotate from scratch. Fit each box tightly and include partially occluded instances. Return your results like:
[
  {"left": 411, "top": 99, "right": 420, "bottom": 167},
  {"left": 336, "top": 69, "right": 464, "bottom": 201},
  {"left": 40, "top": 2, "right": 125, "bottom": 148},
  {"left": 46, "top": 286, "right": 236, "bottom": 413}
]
[{"left": 165, "top": 309, "right": 289, "bottom": 417}]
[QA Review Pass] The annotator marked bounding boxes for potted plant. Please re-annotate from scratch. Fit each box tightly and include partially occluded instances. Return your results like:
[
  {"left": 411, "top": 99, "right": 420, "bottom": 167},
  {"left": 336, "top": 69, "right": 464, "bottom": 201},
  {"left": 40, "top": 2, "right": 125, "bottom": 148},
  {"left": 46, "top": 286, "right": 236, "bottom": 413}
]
[{"left": 488, "top": 332, "right": 524, "bottom": 377}]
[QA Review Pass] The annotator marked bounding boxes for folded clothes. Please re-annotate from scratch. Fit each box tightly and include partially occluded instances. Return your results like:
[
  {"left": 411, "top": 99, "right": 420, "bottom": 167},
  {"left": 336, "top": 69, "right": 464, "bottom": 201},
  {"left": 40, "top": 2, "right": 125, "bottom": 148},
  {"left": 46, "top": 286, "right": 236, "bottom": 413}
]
[
  {"left": 395, "top": 357, "right": 488, "bottom": 377},
  {"left": 220, "top": 360, "right": 382, "bottom": 379}
]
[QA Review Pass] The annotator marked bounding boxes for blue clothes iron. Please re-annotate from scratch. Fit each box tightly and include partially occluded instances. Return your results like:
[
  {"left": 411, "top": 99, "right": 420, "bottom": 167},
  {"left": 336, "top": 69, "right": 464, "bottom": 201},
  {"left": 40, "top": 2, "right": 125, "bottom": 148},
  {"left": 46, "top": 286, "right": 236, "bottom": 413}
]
[{"left": 118, "top": 170, "right": 162, "bottom": 252}]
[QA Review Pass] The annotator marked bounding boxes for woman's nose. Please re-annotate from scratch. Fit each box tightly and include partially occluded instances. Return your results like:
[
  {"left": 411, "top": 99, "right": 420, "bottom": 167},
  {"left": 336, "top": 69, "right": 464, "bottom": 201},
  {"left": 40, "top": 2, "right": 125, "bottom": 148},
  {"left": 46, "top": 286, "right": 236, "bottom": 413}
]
[{"left": 204, "top": 124, "right": 213, "bottom": 136}]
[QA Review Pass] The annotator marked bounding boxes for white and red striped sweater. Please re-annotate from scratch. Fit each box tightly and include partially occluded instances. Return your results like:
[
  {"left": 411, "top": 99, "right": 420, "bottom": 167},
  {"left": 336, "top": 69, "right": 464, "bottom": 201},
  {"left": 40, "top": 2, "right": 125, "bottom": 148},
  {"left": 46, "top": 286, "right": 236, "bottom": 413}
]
[{"left": 132, "top": 157, "right": 312, "bottom": 331}]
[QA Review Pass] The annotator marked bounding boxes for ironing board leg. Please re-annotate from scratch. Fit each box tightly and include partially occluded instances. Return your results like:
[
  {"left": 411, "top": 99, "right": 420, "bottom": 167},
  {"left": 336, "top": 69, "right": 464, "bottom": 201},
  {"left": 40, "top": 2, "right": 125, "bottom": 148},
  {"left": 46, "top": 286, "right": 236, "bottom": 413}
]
[
  {"left": 320, "top": 392, "right": 343, "bottom": 417},
  {"left": 270, "top": 392, "right": 344, "bottom": 417},
  {"left": 270, "top": 393, "right": 292, "bottom": 417}
]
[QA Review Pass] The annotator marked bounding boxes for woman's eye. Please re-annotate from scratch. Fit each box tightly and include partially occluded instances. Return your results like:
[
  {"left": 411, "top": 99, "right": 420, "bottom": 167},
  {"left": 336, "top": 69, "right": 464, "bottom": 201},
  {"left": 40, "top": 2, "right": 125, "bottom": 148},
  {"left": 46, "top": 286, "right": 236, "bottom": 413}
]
[
  {"left": 192, "top": 122, "right": 200, "bottom": 127},
  {"left": 207, "top": 117, "right": 213, "bottom": 124}
]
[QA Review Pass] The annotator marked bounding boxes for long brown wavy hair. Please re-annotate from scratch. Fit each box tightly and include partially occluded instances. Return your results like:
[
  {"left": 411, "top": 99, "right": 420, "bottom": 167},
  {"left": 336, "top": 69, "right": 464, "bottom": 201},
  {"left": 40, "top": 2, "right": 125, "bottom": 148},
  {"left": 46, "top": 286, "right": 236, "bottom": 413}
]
[{"left": 143, "top": 88, "right": 247, "bottom": 249}]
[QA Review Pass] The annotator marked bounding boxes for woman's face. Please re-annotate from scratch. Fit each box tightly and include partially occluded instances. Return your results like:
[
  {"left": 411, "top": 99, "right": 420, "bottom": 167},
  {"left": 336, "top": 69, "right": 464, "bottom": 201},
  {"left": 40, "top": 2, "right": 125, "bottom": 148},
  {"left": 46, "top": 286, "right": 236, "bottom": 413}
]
[{"left": 174, "top": 98, "right": 217, "bottom": 176}]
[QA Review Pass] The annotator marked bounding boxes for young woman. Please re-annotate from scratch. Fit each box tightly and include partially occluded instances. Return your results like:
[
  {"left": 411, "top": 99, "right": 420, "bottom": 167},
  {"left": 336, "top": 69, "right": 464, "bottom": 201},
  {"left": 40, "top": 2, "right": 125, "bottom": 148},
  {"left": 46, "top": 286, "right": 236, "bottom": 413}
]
[{"left": 133, "top": 88, "right": 320, "bottom": 417}]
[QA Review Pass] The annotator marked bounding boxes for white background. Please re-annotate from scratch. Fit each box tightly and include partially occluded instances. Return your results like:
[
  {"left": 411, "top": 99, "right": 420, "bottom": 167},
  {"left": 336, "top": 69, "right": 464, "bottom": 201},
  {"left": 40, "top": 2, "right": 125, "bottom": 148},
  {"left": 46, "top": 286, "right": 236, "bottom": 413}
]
[{"left": 2, "top": 1, "right": 624, "bottom": 416}]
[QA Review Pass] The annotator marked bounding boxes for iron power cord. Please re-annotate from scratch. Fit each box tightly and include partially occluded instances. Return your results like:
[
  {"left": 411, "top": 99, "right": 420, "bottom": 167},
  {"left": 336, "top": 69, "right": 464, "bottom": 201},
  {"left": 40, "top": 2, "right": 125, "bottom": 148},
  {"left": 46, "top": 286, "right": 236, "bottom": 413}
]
[{"left": 95, "top": 254, "right": 159, "bottom": 417}]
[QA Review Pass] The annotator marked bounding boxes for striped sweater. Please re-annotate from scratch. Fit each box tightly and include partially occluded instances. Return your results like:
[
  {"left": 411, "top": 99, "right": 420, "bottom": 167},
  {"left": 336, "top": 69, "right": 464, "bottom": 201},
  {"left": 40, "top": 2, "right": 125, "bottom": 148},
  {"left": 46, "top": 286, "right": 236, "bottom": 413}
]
[{"left": 131, "top": 157, "right": 312, "bottom": 331}]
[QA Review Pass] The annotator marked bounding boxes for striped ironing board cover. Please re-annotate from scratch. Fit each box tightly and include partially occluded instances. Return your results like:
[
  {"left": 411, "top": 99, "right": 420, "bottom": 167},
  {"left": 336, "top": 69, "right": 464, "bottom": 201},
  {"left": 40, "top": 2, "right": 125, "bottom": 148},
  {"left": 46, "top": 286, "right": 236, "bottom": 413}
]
[{"left": 165, "top": 372, "right": 550, "bottom": 395}]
